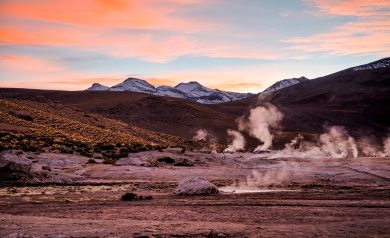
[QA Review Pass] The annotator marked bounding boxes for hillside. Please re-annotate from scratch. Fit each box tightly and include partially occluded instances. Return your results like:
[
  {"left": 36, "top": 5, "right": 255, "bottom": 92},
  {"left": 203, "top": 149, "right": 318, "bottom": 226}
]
[
  {"left": 0, "top": 97, "right": 196, "bottom": 157},
  {"left": 256, "top": 58, "right": 390, "bottom": 138},
  {"left": 0, "top": 89, "right": 254, "bottom": 143}
]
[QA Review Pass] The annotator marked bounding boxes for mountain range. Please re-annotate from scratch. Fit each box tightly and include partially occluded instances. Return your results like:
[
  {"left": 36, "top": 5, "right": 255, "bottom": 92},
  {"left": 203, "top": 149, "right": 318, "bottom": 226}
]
[
  {"left": 87, "top": 78, "right": 253, "bottom": 104},
  {"left": 86, "top": 75, "right": 313, "bottom": 104}
]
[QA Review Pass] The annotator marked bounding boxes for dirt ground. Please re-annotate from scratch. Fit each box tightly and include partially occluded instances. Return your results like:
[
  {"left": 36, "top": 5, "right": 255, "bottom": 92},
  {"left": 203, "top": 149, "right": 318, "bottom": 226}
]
[{"left": 0, "top": 150, "right": 389, "bottom": 237}]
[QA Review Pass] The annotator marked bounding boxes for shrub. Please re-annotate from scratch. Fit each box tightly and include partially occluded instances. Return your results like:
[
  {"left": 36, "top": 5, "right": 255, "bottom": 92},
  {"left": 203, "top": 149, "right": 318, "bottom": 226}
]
[
  {"left": 119, "top": 147, "right": 129, "bottom": 158},
  {"left": 80, "top": 150, "right": 93, "bottom": 158},
  {"left": 98, "top": 143, "right": 115, "bottom": 150},
  {"left": 121, "top": 192, "right": 137, "bottom": 201}
]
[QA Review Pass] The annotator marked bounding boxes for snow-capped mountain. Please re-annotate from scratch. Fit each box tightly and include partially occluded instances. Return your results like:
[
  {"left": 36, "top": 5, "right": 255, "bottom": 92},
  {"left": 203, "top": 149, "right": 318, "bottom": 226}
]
[
  {"left": 263, "top": 76, "right": 309, "bottom": 93},
  {"left": 175, "top": 81, "right": 215, "bottom": 97},
  {"left": 156, "top": 86, "right": 186, "bottom": 98},
  {"left": 85, "top": 78, "right": 252, "bottom": 104},
  {"left": 352, "top": 57, "right": 390, "bottom": 71},
  {"left": 86, "top": 83, "right": 110, "bottom": 91},
  {"left": 173, "top": 81, "right": 251, "bottom": 104},
  {"left": 110, "top": 77, "right": 155, "bottom": 93}
]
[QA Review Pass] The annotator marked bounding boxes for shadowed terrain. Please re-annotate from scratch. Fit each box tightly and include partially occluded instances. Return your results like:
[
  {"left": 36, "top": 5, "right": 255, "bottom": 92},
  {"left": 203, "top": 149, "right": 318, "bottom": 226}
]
[
  {"left": 253, "top": 60, "right": 390, "bottom": 140},
  {"left": 0, "top": 89, "right": 254, "bottom": 142}
]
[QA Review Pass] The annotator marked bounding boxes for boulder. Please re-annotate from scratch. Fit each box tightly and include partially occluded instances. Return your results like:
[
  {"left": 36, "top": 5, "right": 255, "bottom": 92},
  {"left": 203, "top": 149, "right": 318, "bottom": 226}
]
[
  {"left": 0, "top": 151, "right": 75, "bottom": 184},
  {"left": 175, "top": 177, "right": 219, "bottom": 196},
  {"left": 0, "top": 153, "right": 32, "bottom": 182}
]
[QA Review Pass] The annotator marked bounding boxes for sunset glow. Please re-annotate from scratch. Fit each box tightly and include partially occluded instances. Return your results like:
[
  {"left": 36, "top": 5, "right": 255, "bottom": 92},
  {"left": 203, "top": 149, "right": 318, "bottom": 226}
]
[{"left": 1, "top": 0, "right": 389, "bottom": 92}]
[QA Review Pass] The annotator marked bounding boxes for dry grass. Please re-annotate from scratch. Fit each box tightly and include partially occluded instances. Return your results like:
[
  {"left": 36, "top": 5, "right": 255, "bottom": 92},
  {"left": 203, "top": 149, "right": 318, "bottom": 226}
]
[{"left": 0, "top": 98, "right": 190, "bottom": 154}]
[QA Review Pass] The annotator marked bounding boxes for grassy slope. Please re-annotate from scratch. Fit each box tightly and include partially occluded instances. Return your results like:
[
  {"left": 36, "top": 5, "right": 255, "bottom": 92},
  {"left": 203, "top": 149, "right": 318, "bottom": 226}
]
[{"left": 0, "top": 98, "right": 184, "bottom": 147}]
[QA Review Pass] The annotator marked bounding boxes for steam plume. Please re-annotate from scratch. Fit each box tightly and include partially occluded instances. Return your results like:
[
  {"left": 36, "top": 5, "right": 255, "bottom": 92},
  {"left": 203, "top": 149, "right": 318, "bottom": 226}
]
[
  {"left": 193, "top": 129, "right": 208, "bottom": 141},
  {"left": 224, "top": 129, "right": 245, "bottom": 152},
  {"left": 273, "top": 126, "right": 359, "bottom": 159},
  {"left": 384, "top": 137, "right": 390, "bottom": 157},
  {"left": 319, "top": 126, "right": 358, "bottom": 158},
  {"left": 359, "top": 136, "right": 390, "bottom": 157},
  {"left": 239, "top": 104, "right": 283, "bottom": 151}
]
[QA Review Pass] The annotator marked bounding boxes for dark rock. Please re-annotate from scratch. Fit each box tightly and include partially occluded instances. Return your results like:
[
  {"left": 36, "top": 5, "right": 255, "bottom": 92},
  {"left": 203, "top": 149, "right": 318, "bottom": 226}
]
[
  {"left": 121, "top": 192, "right": 153, "bottom": 201},
  {"left": 0, "top": 153, "right": 32, "bottom": 181},
  {"left": 157, "top": 156, "right": 175, "bottom": 164},
  {"left": 9, "top": 111, "right": 33, "bottom": 121}
]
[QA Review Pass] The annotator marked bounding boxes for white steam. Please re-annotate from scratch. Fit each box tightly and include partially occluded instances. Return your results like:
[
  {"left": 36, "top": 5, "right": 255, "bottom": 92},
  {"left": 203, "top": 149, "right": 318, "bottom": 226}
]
[
  {"left": 193, "top": 129, "right": 208, "bottom": 141},
  {"left": 238, "top": 104, "right": 283, "bottom": 151},
  {"left": 318, "top": 126, "right": 358, "bottom": 158},
  {"left": 220, "top": 162, "right": 301, "bottom": 192},
  {"left": 357, "top": 136, "right": 390, "bottom": 157},
  {"left": 224, "top": 129, "right": 246, "bottom": 152},
  {"left": 272, "top": 126, "right": 357, "bottom": 159},
  {"left": 272, "top": 126, "right": 389, "bottom": 159},
  {"left": 384, "top": 137, "right": 390, "bottom": 157}
]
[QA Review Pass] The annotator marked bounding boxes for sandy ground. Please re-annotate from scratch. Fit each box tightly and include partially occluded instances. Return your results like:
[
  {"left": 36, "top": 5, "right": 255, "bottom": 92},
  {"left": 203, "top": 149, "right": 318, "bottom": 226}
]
[{"left": 0, "top": 150, "right": 389, "bottom": 237}]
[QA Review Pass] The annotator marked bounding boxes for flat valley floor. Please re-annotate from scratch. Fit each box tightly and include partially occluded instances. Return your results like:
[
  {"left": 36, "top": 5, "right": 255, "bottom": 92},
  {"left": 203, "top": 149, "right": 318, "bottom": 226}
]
[{"left": 0, "top": 151, "right": 389, "bottom": 237}]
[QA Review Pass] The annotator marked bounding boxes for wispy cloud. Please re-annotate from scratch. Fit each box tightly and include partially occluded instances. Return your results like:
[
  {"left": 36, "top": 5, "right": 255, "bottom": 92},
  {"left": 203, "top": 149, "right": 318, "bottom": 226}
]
[{"left": 287, "top": 0, "right": 390, "bottom": 56}]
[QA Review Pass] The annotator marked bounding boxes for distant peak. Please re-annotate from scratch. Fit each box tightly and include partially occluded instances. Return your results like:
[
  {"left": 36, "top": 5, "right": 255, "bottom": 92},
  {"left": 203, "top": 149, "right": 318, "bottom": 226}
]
[
  {"left": 263, "top": 77, "right": 309, "bottom": 93},
  {"left": 123, "top": 77, "right": 144, "bottom": 82},
  {"left": 86, "top": 83, "right": 109, "bottom": 91},
  {"left": 175, "top": 81, "right": 202, "bottom": 87},
  {"left": 353, "top": 57, "right": 390, "bottom": 71}
]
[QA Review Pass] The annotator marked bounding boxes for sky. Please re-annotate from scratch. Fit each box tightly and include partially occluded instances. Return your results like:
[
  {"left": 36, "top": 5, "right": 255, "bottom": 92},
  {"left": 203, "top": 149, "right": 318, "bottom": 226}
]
[{"left": 0, "top": 0, "right": 389, "bottom": 93}]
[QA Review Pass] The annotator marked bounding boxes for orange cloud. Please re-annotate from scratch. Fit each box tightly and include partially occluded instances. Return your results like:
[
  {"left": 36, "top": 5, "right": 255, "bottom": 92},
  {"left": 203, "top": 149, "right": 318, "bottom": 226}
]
[
  {"left": 0, "top": 0, "right": 210, "bottom": 32},
  {"left": 0, "top": 0, "right": 281, "bottom": 62},
  {"left": 0, "top": 23, "right": 279, "bottom": 62}
]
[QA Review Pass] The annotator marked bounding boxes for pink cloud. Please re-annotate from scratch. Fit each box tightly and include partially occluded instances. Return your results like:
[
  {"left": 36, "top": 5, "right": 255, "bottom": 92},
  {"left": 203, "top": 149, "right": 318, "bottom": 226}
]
[
  {"left": 0, "top": 23, "right": 279, "bottom": 62},
  {"left": 305, "top": 0, "right": 390, "bottom": 17},
  {"left": 0, "top": 55, "right": 63, "bottom": 72},
  {"left": 0, "top": 0, "right": 282, "bottom": 62},
  {"left": 287, "top": 0, "right": 390, "bottom": 56}
]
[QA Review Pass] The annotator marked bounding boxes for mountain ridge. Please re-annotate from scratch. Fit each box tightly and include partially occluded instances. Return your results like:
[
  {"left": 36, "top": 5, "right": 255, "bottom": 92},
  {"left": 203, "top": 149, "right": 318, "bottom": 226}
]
[
  {"left": 263, "top": 76, "right": 309, "bottom": 93},
  {"left": 86, "top": 78, "right": 253, "bottom": 104}
]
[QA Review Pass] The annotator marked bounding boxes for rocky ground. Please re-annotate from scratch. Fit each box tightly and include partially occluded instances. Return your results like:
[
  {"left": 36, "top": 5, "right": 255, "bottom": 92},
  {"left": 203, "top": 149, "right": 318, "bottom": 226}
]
[{"left": 0, "top": 149, "right": 389, "bottom": 237}]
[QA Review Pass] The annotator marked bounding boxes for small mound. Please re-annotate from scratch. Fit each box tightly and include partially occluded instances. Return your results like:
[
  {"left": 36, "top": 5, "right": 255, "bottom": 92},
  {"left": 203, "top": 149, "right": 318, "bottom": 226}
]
[{"left": 175, "top": 177, "right": 219, "bottom": 196}]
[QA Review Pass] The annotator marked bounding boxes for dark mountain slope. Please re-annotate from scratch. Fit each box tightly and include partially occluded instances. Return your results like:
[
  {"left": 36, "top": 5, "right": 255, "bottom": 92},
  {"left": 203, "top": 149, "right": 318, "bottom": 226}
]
[{"left": 256, "top": 58, "right": 390, "bottom": 137}]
